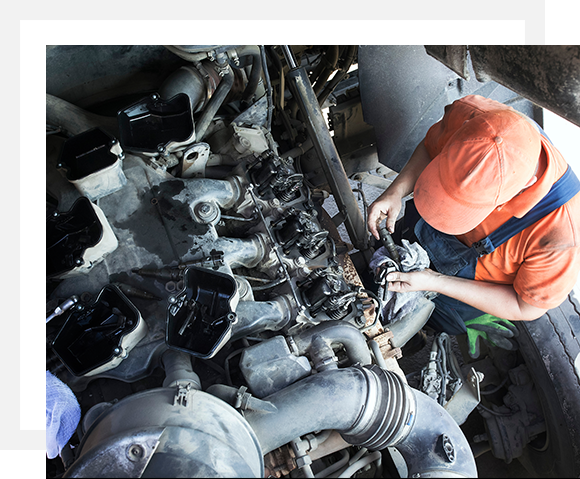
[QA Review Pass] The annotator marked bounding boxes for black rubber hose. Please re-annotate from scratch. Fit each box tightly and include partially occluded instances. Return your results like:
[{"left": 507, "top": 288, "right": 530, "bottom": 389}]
[
  {"left": 312, "top": 46, "right": 340, "bottom": 97},
  {"left": 233, "top": 45, "right": 262, "bottom": 107},
  {"left": 317, "top": 45, "right": 357, "bottom": 106},
  {"left": 244, "top": 367, "right": 373, "bottom": 454},
  {"left": 243, "top": 365, "right": 477, "bottom": 477}
]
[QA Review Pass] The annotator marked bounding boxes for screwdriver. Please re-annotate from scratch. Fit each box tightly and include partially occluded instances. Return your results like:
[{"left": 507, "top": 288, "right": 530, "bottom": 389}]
[{"left": 378, "top": 226, "right": 401, "bottom": 269}]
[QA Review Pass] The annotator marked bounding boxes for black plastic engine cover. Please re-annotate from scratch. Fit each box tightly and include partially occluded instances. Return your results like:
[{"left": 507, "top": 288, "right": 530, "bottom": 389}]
[
  {"left": 166, "top": 266, "right": 237, "bottom": 359},
  {"left": 46, "top": 197, "right": 103, "bottom": 278},
  {"left": 118, "top": 93, "right": 193, "bottom": 153},
  {"left": 51, "top": 284, "right": 141, "bottom": 376}
]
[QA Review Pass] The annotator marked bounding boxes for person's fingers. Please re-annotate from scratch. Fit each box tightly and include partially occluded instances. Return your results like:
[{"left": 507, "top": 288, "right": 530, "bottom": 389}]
[
  {"left": 367, "top": 207, "right": 384, "bottom": 240},
  {"left": 386, "top": 272, "right": 401, "bottom": 282},
  {"left": 386, "top": 271, "right": 408, "bottom": 292},
  {"left": 385, "top": 209, "right": 397, "bottom": 234}
]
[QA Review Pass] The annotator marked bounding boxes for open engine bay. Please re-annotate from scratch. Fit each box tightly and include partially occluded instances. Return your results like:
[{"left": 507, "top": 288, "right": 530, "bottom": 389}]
[{"left": 45, "top": 45, "right": 492, "bottom": 478}]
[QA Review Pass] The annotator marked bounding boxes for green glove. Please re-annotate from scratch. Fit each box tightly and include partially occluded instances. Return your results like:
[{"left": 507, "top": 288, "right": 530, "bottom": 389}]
[{"left": 464, "top": 314, "right": 519, "bottom": 359}]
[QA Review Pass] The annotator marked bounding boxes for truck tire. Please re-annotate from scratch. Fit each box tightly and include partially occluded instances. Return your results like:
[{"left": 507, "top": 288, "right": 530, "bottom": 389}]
[{"left": 515, "top": 290, "right": 580, "bottom": 477}]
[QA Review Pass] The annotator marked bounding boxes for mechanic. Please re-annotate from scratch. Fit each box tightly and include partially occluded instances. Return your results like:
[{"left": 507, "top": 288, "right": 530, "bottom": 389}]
[{"left": 367, "top": 95, "right": 580, "bottom": 357}]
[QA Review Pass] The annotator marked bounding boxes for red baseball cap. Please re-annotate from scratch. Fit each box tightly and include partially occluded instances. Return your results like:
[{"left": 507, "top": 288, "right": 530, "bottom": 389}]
[{"left": 414, "top": 109, "right": 542, "bottom": 235}]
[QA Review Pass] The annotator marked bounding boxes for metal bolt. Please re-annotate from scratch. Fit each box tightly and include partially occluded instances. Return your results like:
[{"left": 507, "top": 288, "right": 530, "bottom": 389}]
[
  {"left": 113, "top": 347, "right": 122, "bottom": 356},
  {"left": 168, "top": 296, "right": 177, "bottom": 304},
  {"left": 75, "top": 259, "right": 83, "bottom": 265},
  {"left": 151, "top": 94, "right": 159, "bottom": 100},
  {"left": 294, "top": 256, "right": 306, "bottom": 267},
  {"left": 52, "top": 211, "right": 59, "bottom": 217},
  {"left": 131, "top": 446, "right": 142, "bottom": 456},
  {"left": 199, "top": 203, "right": 211, "bottom": 214},
  {"left": 127, "top": 444, "right": 144, "bottom": 462}
]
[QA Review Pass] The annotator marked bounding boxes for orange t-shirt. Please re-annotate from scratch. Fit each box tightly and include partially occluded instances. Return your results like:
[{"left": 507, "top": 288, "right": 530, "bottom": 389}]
[{"left": 424, "top": 95, "right": 580, "bottom": 310}]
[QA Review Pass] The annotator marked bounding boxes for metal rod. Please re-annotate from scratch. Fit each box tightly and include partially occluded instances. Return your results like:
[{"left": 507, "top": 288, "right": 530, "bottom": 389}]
[
  {"left": 246, "top": 184, "right": 304, "bottom": 312},
  {"left": 285, "top": 66, "right": 371, "bottom": 264},
  {"left": 281, "top": 45, "right": 298, "bottom": 69}
]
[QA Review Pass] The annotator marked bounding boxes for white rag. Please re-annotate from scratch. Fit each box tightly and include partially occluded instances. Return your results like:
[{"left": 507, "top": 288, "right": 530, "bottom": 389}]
[
  {"left": 46, "top": 370, "right": 81, "bottom": 459},
  {"left": 369, "top": 239, "right": 431, "bottom": 324}
]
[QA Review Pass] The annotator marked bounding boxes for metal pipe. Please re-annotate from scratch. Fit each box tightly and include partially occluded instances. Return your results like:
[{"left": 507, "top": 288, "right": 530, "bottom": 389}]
[
  {"left": 369, "top": 339, "right": 388, "bottom": 369},
  {"left": 337, "top": 450, "right": 381, "bottom": 478},
  {"left": 291, "top": 321, "right": 372, "bottom": 367},
  {"left": 260, "top": 45, "right": 273, "bottom": 131},
  {"left": 281, "top": 138, "right": 314, "bottom": 160},
  {"left": 284, "top": 65, "right": 370, "bottom": 263},
  {"left": 46, "top": 94, "right": 119, "bottom": 137},
  {"left": 315, "top": 449, "right": 350, "bottom": 478},
  {"left": 281, "top": 45, "right": 298, "bottom": 69},
  {"left": 213, "top": 234, "right": 267, "bottom": 270},
  {"left": 195, "top": 64, "right": 234, "bottom": 141},
  {"left": 159, "top": 66, "right": 207, "bottom": 113},
  {"left": 183, "top": 176, "right": 242, "bottom": 211},
  {"left": 231, "top": 296, "right": 293, "bottom": 341}
]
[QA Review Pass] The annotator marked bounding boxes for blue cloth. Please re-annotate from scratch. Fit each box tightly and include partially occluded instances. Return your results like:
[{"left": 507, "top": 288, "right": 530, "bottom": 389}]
[{"left": 46, "top": 370, "right": 81, "bottom": 459}]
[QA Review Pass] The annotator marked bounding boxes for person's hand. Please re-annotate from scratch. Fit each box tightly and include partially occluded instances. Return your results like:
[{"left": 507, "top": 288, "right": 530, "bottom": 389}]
[
  {"left": 385, "top": 269, "right": 438, "bottom": 293},
  {"left": 464, "top": 314, "right": 519, "bottom": 358},
  {"left": 367, "top": 193, "right": 403, "bottom": 239}
]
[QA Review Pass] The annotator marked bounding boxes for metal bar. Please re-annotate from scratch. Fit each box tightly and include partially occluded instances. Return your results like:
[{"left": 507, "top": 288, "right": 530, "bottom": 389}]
[
  {"left": 285, "top": 65, "right": 370, "bottom": 263},
  {"left": 281, "top": 45, "right": 298, "bottom": 69}
]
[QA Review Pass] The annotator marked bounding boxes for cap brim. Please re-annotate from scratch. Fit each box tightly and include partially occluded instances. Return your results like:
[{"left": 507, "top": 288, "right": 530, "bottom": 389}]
[{"left": 414, "top": 158, "right": 495, "bottom": 235}]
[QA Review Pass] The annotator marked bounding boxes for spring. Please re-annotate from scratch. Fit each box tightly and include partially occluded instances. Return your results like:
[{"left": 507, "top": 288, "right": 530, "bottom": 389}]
[
  {"left": 275, "top": 187, "right": 299, "bottom": 203},
  {"left": 300, "top": 245, "right": 322, "bottom": 259},
  {"left": 327, "top": 306, "right": 349, "bottom": 320}
]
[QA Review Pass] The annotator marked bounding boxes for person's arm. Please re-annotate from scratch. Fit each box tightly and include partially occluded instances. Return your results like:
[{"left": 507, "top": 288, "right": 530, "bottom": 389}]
[
  {"left": 367, "top": 140, "right": 433, "bottom": 239},
  {"left": 385, "top": 269, "right": 547, "bottom": 321}
]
